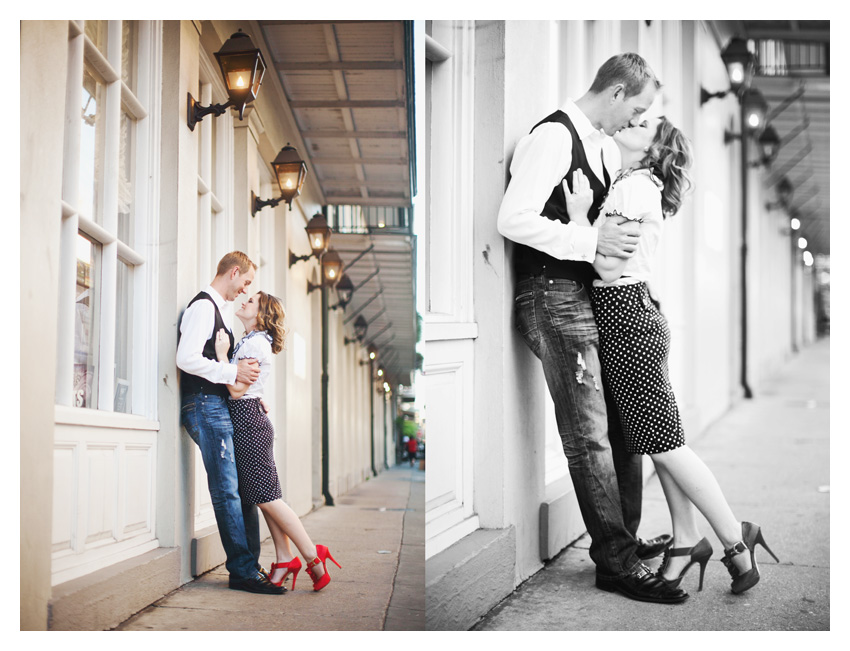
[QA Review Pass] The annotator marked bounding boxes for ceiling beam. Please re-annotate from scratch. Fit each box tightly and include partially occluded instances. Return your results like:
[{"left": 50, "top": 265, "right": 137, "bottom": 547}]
[
  {"left": 275, "top": 60, "right": 402, "bottom": 71},
  {"left": 301, "top": 130, "right": 406, "bottom": 139},
  {"left": 289, "top": 99, "right": 405, "bottom": 109},
  {"left": 312, "top": 156, "right": 407, "bottom": 166}
]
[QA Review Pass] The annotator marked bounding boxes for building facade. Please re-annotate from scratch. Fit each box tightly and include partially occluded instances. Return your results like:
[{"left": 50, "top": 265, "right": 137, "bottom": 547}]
[
  {"left": 21, "top": 19, "right": 418, "bottom": 631},
  {"left": 423, "top": 20, "right": 826, "bottom": 630}
]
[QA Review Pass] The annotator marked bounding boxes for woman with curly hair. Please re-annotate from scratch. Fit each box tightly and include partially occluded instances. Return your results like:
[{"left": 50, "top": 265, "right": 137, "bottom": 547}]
[
  {"left": 564, "top": 114, "right": 778, "bottom": 596},
  {"left": 215, "top": 291, "right": 340, "bottom": 592}
]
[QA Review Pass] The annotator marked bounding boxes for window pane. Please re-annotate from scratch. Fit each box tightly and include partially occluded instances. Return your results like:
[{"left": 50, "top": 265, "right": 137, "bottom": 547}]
[
  {"left": 75, "top": 234, "right": 101, "bottom": 409},
  {"left": 84, "top": 20, "right": 109, "bottom": 58},
  {"left": 121, "top": 21, "right": 136, "bottom": 94},
  {"left": 118, "top": 110, "right": 136, "bottom": 245},
  {"left": 80, "top": 68, "right": 105, "bottom": 222},
  {"left": 114, "top": 261, "right": 133, "bottom": 413}
]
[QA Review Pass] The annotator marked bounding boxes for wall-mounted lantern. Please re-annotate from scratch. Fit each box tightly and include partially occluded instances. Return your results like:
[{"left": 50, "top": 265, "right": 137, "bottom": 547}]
[
  {"left": 701, "top": 37, "right": 757, "bottom": 105},
  {"left": 766, "top": 177, "right": 794, "bottom": 211},
  {"left": 360, "top": 344, "right": 378, "bottom": 366},
  {"left": 725, "top": 89, "right": 770, "bottom": 144},
  {"left": 345, "top": 315, "right": 368, "bottom": 346},
  {"left": 752, "top": 125, "right": 781, "bottom": 167},
  {"left": 330, "top": 274, "right": 355, "bottom": 311},
  {"left": 290, "top": 213, "right": 332, "bottom": 267},
  {"left": 188, "top": 29, "right": 266, "bottom": 131},
  {"left": 252, "top": 144, "right": 308, "bottom": 216},
  {"left": 307, "top": 249, "right": 344, "bottom": 294}
]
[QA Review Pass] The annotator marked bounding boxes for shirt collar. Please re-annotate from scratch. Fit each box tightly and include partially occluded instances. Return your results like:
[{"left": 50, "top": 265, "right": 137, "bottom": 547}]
[
  {"left": 204, "top": 285, "right": 228, "bottom": 310},
  {"left": 562, "top": 98, "right": 606, "bottom": 144}
]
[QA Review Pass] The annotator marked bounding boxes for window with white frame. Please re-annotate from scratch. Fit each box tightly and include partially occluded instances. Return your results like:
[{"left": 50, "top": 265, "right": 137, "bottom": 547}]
[
  {"left": 58, "top": 20, "right": 155, "bottom": 417},
  {"left": 52, "top": 20, "right": 162, "bottom": 586}
]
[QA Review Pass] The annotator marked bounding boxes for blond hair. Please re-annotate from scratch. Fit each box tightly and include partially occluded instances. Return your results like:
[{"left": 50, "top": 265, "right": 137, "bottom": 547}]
[{"left": 216, "top": 251, "right": 257, "bottom": 277}]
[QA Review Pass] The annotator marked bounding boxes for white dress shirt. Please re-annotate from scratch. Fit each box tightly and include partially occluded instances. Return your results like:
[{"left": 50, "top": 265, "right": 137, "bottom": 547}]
[
  {"left": 593, "top": 169, "right": 664, "bottom": 287},
  {"left": 497, "top": 99, "right": 622, "bottom": 262},
  {"left": 176, "top": 285, "right": 238, "bottom": 386},
  {"left": 230, "top": 331, "right": 273, "bottom": 400}
]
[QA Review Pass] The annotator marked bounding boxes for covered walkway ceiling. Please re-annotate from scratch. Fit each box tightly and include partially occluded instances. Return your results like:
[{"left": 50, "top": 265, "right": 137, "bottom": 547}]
[
  {"left": 251, "top": 20, "right": 418, "bottom": 385},
  {"left": 713, "top": 20, "right": 830, "bottom": 257}
]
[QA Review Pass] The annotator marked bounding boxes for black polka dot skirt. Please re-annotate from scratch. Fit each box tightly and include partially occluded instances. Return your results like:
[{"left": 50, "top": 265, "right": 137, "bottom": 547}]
[
  {"left": 590, "top": 282, "right": 685, "bottom": 455},
  {"left": 227, "top": 398, "right": 283, "bottom": 504}
]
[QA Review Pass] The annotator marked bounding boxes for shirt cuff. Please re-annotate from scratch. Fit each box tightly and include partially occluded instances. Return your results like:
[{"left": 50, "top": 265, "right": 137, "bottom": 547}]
[
  {"left": 223, "top": 362, "right": 238, "bottom": 386},
  {"left": 565, "top": 223, "right": 598, "bottom": 262}
]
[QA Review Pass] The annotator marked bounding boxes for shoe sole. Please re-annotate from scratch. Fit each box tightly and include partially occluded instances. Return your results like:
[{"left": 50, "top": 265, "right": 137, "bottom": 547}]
[
  {"left": 596, "top": 579, "right": 689, "bottom": 604},
  {"left": 228, "top": 583, "right": 286, "bottom": 595}
]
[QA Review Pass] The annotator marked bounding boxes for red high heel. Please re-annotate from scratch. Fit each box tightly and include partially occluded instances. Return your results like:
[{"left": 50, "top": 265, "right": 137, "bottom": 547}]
[
  {"left": 306, "top": 545, "right": 341, "bottom": 592},
  {"left": 270, "top": 557, "right": 302, "bottom": 589}
]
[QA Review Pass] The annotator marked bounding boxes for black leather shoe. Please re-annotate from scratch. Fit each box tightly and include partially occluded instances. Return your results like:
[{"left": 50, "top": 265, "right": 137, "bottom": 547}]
[
  {"left": 596, "top": 563, "right": 689, "bottom": 604},
  {"left": 636, "top": 534, "right": 673, "bottom": 560},
  {"left": 229, "top": 572, "right": 286, "bottom": 595}
]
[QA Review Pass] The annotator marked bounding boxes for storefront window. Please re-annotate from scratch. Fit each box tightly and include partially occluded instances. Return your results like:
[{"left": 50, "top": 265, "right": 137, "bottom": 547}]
[
  {"left": 118, "top": 110, "right": 135, "bottom": 245},
  {"left": 59, "top": 20, "right": 152, "bottom": 415},
  {"left": 114, "top": 260, "right": 133, "bottom": 413},
  {"left": 80, "top": 68, "right": 104, "bottom": 222},
  {"left": 74, "top": 234, "right": 100, "bottom": 409}
]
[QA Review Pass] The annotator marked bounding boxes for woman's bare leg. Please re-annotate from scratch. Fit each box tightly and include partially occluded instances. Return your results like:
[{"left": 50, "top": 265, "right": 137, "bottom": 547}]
[
  {"left": 650, "top": 446, "right": 752, "bottom": 575},
  {"left": 260, "top": 509, "right": 295, "bottom": 584},
  {"left": 654, "top": 462, "right": 701, "bottom": 579},
  {"left": 258, "top": 500, "right": 324, "bottom": 580}
]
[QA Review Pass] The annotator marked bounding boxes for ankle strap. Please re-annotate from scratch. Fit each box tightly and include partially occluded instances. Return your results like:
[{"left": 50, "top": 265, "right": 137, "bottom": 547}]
[
  {"left": 724, "top": 541, "right": 748, "bottom": 558},
  {"left": 306, "top": 556, "right": 321, "bottom": 569}
]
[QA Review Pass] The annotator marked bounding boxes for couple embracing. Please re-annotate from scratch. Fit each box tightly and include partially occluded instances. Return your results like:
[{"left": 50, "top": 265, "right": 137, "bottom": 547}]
[
  {"left": 176, "top": 251, "right": 340, "bottom": 595},
  {"left": 497, "top": 53, "right": 778, "bottom": 604}
]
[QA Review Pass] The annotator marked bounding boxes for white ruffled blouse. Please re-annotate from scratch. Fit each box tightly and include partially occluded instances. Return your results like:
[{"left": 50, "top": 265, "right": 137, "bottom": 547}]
[{"left": 230, "top": 330, "right": 273, "bottom": 400}]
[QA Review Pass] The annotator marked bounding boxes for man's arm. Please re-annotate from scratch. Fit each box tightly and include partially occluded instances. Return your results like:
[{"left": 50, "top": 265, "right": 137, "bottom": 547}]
[
  {"left": 595, "top": 216, "right": 641, "bottom": 258},
  {"left": 496, "top": 123, "right": 598, "bottom": 262},
  {"left": 561, "top": 174, "right": 641, "bottom": 259},
  {"left": 176, "top": 299, "right": 240, "bottom": 385}
]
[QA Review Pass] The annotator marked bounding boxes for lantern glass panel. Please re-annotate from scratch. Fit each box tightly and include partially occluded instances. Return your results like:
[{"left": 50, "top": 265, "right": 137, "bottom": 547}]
[
  {"left": 728, "top": 62, "right": 746, "bottom": 85},
  {"left": 252, "top": 60, "right": 265, "bottom": 97},
  {"left": 220, "top": 54, "right": 257, "bottom": 100},
  {"left": 276, "top": 165, "right": 302, "bottom": 194}
]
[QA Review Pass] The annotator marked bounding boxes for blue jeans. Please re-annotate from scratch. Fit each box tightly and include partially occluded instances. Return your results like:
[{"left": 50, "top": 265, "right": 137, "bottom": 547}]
[
  {"left": 514, "top": 275, "right": 643, "bottom": 578},
  {"left": 181, "top": 392, "right": 260, "bottom": 580}
]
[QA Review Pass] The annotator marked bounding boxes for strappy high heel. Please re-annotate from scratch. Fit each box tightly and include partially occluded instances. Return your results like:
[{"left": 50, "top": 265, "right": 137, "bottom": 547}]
[
  {"left": 658, "top": 537, "right": 713, "bottom": 591},
  {"left": 270, "top": 558, "right": 302, "bottom": 589},
  {"left": 306, "top": 544, "right": 341, "bottom": 592},
  {"left": 722, "top": 521, "right": 780, "bottom": 594}
]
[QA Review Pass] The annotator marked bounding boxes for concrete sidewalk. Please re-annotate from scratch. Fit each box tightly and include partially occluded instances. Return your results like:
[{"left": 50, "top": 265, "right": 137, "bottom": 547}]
[
  {"left": 474, "top": 338, "right": 830, "bottom": 631},
  {"left": 115, "top": 464, "right": 424, "bottom": 631}
]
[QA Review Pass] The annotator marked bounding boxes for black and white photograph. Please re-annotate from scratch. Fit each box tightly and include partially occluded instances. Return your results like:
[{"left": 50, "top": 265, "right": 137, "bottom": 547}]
[{"left": 422, "top": 19, "right": 831, "bottom": 632}]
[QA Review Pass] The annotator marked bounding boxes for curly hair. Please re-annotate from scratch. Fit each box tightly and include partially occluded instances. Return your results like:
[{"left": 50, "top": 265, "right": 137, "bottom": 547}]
[
  {"left": 641, "top": 116, "right": 694, "bottom": 217},
  {"left": 255, "top": 291, "right": 287, "bottom": 354}
]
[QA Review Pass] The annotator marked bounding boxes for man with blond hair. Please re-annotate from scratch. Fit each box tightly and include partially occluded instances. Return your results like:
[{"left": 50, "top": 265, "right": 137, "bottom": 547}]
[
  {"left": 177, "top": 251, "right": 283, "bottom": 594},
  {"left": 498, "top": 53, "right": 683, "bottom": 604}
]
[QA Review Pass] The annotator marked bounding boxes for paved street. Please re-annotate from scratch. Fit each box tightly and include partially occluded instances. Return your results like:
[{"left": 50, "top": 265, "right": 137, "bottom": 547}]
[
  {"left": 474, "top": 338, "right": 831, "bottom": 631},
  {"left": 115, "top": 464, "right": 424, "bottom": 631}
]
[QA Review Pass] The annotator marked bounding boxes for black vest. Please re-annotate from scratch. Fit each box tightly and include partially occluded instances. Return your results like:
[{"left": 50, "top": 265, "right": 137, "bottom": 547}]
[
  {"left": 513, "top": 110, "right": 610, "bottom": 285},
  {"left": 179, "top": 291, "right": 235, "bottom": 398}
]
